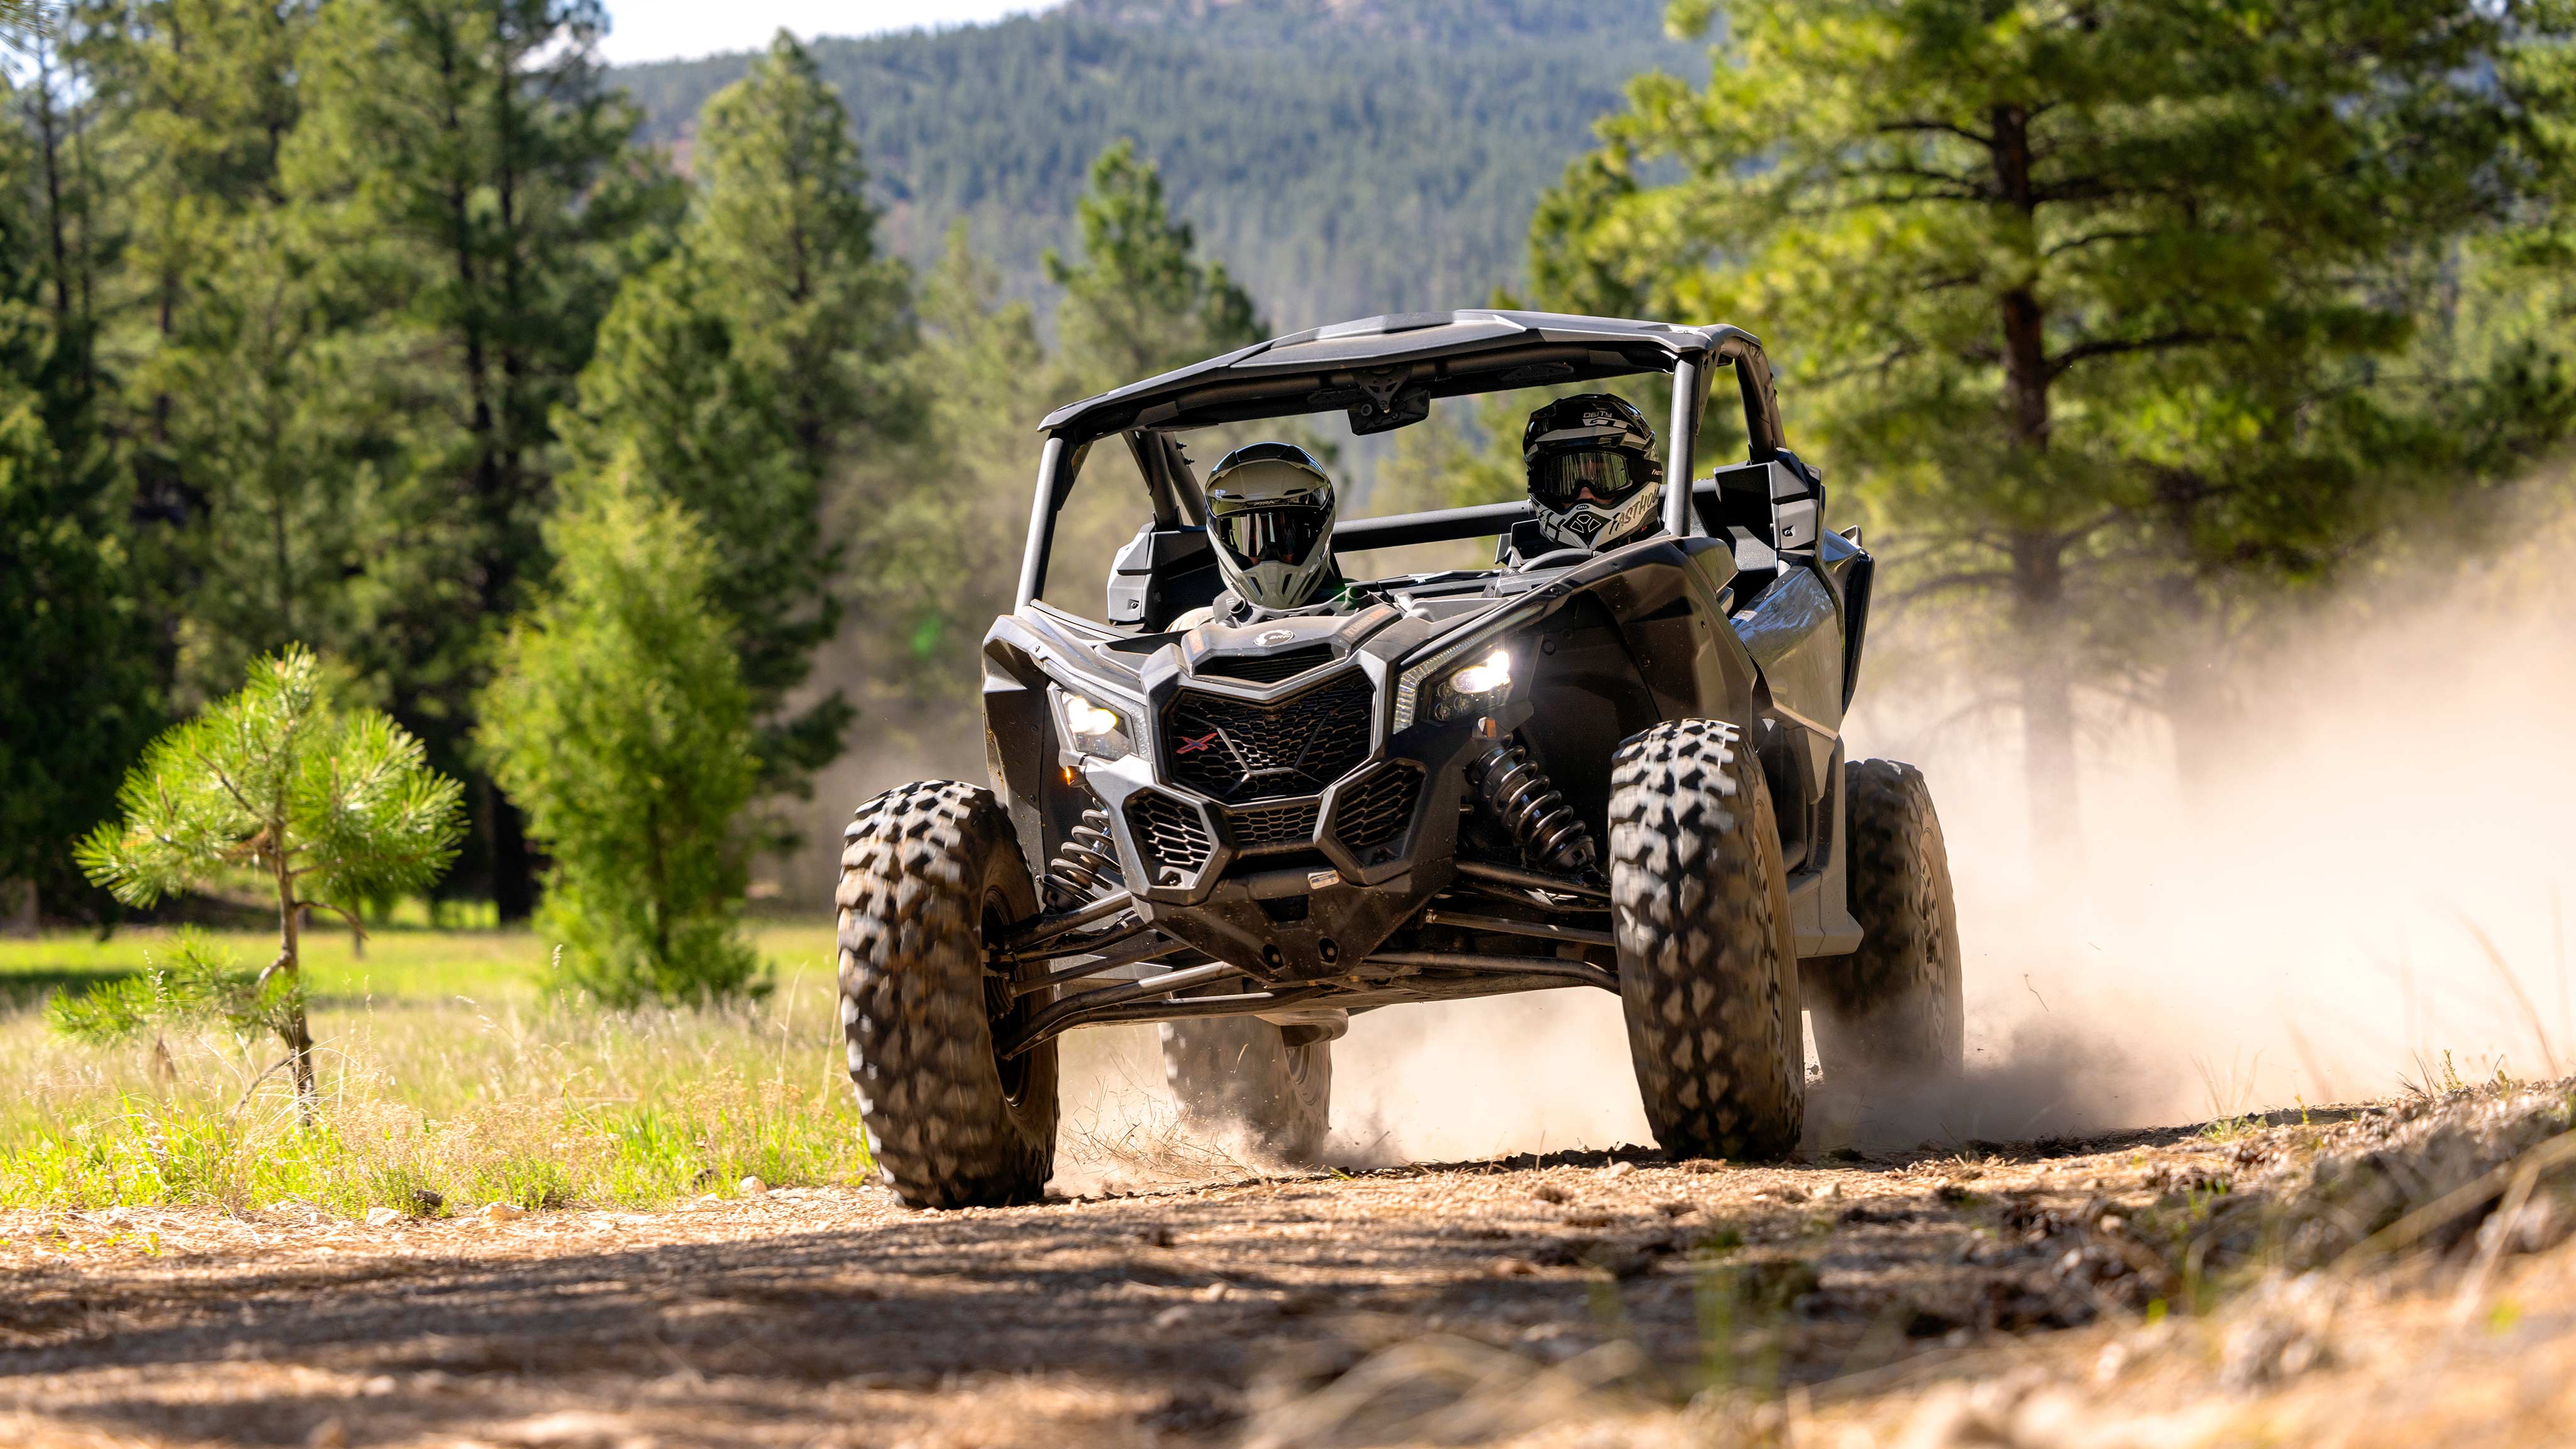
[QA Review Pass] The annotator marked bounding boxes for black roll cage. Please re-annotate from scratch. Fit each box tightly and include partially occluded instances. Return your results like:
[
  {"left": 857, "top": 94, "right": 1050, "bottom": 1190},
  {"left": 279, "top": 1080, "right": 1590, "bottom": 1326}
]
[{"left": 1013, "top": 311, "right": 1787, "bottom": 609}]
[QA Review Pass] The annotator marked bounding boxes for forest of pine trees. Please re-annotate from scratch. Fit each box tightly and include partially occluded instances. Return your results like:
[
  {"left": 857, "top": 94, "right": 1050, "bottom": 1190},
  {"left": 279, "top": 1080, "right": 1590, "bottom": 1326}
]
[
  {"left": 9, "top": 0, "right": 2576, "bottom": 924},
  {"left": 0, "top": 7, "right": 1265, "bottom": 924}
]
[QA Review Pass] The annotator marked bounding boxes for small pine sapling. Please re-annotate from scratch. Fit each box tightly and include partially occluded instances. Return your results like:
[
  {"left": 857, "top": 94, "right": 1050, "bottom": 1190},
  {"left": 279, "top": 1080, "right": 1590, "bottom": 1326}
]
[{"left": 74, "top": 645, "right": 466, "bottom": 1108}]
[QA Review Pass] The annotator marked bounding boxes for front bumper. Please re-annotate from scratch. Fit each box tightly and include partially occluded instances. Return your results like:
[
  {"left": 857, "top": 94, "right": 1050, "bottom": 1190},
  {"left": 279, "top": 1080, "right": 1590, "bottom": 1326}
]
[{"left": 1071, "top": 665, "right": 1526, "bottom": 979}]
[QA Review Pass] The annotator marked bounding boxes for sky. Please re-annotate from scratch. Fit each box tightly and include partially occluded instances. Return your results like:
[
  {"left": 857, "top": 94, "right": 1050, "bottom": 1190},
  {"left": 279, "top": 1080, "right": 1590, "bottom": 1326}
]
[{"left": 600, "top": 1, "right": 1053, "bottom": 65}]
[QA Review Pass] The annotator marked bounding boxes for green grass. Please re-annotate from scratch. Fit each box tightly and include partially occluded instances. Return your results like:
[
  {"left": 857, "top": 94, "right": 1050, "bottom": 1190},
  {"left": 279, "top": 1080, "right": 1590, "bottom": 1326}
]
[{"left": 0, "top": 921, "right": 871, "bottom": 1216}]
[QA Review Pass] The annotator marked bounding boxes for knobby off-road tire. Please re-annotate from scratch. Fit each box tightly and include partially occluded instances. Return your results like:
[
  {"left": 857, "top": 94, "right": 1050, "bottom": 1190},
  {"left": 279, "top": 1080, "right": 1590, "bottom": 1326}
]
[
  {"left": 1609, "top": 719, "right": 1806, "bottom": 1160},
  {"left": 1160, "top": 1017, "right": 1332, "bottom": 1163},
  {"left": 1807, "top": 759, "right": 1964, "bottom": 1079},
  {"left": 838, "top": 781, "right": 1057, "bottom": 1208}
]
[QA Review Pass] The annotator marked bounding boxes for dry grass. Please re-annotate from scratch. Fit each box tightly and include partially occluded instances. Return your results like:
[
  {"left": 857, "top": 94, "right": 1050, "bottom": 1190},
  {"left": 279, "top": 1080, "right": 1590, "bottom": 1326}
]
[{"left": 0, "top": 921, "right": 870, "bottom": 1215}]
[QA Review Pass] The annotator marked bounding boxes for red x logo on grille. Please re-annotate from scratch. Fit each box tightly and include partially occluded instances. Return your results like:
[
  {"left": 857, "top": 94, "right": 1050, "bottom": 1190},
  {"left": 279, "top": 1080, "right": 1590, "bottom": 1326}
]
[{"left": 1175, "top": 731, "right": 1223, "bottom": 755}]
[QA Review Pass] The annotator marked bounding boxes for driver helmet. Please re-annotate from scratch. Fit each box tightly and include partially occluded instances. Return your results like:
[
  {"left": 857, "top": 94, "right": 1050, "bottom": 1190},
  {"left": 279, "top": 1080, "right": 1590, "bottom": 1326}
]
[
  {"left": 1522, "top": 394, "right": 1664, "bottom": 552},
  {"left": 1204, "top": 441, "right": 1340, "bottom": 611}
]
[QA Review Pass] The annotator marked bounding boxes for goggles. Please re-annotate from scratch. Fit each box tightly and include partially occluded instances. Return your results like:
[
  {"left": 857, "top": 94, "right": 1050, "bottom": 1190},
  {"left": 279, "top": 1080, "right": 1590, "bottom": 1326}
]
[{"left": 1529, "top": 448, "right": 1652, "bottom": 509}]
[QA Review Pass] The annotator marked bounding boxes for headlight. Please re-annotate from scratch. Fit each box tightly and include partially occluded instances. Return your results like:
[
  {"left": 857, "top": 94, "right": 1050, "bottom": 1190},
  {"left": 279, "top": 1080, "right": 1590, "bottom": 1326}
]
[
  {"left": 1448, "top": 650, "right": 1512, "bottom": 696},
  {"left": 1394, "top": 642, "right": 1518, "bottom": 730},
  {"left": 1060, "top": 692, "right": 1135, "bottom": 759}
]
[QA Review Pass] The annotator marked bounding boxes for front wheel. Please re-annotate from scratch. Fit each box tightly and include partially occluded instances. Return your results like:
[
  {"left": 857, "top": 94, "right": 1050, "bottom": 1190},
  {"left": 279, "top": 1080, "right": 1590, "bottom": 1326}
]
[
  {"left": 1807, "top": 758, "right": 1963, "bottom": 1079},
  {"left": 1608, "top": 719, "right": 1804, "bottom": 1160},
  {"left": 1161, "top": 1016, "right": 1332, "bottom": 1163},
  {"left": 838, "top": 780, "right": 1058, "bottom": 1208}
]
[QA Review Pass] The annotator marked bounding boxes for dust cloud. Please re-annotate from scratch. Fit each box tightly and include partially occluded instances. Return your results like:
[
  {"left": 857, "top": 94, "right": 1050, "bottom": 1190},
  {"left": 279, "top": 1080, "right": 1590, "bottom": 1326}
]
[
  {"left": 1046, "top": 487, "right": 2576, "bottom": 1173},
  {"left": 1861, "top": 490, "right": 2576, "bottom": 1139},
  {"left": 1050, "top": 999, "right": 1654, "bottom": 1186}
]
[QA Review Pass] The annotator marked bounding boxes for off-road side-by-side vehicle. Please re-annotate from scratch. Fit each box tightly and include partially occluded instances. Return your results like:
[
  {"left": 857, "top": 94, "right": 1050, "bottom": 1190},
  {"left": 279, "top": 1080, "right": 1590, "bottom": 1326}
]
[{"left": 838, "top": 311, "right": 1963, "bottom": 1208}]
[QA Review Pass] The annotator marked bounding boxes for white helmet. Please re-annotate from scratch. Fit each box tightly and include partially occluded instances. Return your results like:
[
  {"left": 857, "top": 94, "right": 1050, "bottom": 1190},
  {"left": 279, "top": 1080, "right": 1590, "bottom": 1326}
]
[
  {"left": 1205, "top": 442, "right": 1340, "bottom": 611},
  {"left": 1522, "top": 394, "right": 1665, "bottom": 552}
]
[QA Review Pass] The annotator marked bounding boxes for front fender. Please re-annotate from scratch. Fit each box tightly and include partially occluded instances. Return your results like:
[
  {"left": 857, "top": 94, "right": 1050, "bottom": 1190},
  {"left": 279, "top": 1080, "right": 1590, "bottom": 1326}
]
[{"left": 1443, "top": 538, "right": 1761, "bottom": 853}]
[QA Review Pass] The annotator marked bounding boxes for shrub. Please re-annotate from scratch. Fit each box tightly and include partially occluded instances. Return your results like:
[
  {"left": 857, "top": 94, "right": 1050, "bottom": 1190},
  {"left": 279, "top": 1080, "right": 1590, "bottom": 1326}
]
[{"left": 480, "top": 461, "right": 765, "bottom": 1004}]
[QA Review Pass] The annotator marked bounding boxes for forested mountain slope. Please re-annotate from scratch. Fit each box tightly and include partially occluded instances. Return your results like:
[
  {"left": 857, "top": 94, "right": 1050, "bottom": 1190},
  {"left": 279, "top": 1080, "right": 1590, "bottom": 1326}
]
[{"left": 612, "top": 0, "right": 1695, "bottom": 331}]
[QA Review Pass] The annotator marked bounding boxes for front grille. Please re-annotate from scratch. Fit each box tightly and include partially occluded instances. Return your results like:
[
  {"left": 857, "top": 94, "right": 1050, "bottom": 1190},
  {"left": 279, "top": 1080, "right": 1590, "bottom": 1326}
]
[
  {"left": 1194, "top": 644, "right": 1335, "bottom": 684},
  {"left": 1163, "top": 670, "right": 1374, "bottom": 803},
  {"left": 1228, "top": 798, "right": 1321, "bottom": 848},
  {"left": 1333, "top": 762, "right": 1423, "bottom": 856},
  {"left": 1126, "top": 791, "right": 1214, "bottom": 880}
]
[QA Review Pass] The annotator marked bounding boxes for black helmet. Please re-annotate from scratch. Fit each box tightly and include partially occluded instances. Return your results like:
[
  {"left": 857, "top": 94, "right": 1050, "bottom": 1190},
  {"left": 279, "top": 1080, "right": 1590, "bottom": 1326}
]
[{"left": 1521, "top": 394, "right": 1663, "bottom": 550}]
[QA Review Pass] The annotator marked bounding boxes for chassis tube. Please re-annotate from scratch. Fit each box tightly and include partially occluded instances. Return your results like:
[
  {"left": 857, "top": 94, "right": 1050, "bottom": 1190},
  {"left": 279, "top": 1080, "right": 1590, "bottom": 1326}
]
[
  {"left": 1013, "top": 435, "right": 1069, "bottom": 610},
  {"left": 1363, "top": 952, "right": 1618, "bottom": 991},
  {"left": 1000, "top": 889, "right": 1135, "bottom": 955},
  {"left": 1009, "top": 935, "right": 1194, "bottom": 997},
  {"left": 996, "top": 959, "right": 1241, "bottom": 1057},
  {"left": 999, "top": 987, "right": 1332, "bottom": 1056},
  {"left": 1452, "top": 858, "right": 1612, "bottom": 903},
  {"left": 996, "top": 968, "right": 1611, "bottom": 1057},
  {"left": 1665, "top": 357, "right": 1699, "bottom": 538},
  {"left": 1417, "top": 909, "right": 1616, "bottom": 947}
]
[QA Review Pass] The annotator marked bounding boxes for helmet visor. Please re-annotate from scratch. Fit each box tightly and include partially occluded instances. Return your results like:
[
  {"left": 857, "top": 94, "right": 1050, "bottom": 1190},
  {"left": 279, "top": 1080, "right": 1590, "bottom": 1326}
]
[
  {"left": 1529, "top": 449, "right": 1648, "bottom": 510},
  {"left": 1212, "top": 499, "right": 1330, "bottom": 570}
]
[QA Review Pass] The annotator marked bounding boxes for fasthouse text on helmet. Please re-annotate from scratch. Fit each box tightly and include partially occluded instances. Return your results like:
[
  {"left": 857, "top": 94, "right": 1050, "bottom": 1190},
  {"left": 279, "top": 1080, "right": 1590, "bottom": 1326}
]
[{"left": 1521, "top": 394, "right": 1663, "bottom": 553}]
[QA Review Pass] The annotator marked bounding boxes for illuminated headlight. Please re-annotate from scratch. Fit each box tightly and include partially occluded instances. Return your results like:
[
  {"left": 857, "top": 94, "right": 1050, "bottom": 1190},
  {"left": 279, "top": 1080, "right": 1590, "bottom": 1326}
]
[
  {"left": 1394, "top": 644, "right": 1518, "bottom": 729},
  {"left": 1060, "top": 693, "right": 1134, "bottom": 759},
  {"left": 1448, "top": 650, "right": 1512, "bottom": 696}
]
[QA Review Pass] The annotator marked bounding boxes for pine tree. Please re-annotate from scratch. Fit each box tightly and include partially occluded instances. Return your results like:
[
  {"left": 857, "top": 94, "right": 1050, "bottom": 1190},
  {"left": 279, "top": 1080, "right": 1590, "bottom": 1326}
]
[
  {"left": 1046, "top": 140, "right": 1263, "bottom": 392},
  {"left": 479, "top": 464, "right": 763, "bottom": 1006},
  {"left": 840, "top": 223, "right": 1045, "bottom": 737},
  {"left": 70, "top": 1, "right": 382, "bottom": 701},
  {"left": 282, "top": 0, "right": 673, "bottom": 918},
  {"left": 1533, "top": 0, "right": 2576, "bottom": 855},
  {"left": 77, "top": 645, "right": 465, "bottom": 1104},
  {"left": 0, "top": 29, "right": 161, "bottom": 922},
  {"left": 1025, "top": 143, "right": 1274, "bottom": 619},
  {"left": 559, "top": 31, "right": 909, "bottom": 808},
  {"left": 687, "top": 31, "right": 909, "bottom": 475}
]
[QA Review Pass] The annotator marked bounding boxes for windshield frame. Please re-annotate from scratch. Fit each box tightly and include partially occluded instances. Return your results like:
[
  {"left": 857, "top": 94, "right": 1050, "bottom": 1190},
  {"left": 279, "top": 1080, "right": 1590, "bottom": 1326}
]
[{"left": 1013, "top": 313, "right": 1787, "bottom": 612}]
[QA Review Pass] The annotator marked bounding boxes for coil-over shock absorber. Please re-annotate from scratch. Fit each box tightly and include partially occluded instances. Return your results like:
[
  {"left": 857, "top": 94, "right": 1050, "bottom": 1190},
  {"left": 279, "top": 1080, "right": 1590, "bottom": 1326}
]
[
  {"left": 1042, "top": 806, "right": 1121, "bottom": 908},
  {"left": 1467, "top": 740, "right": 1598, "bottom": 876}
]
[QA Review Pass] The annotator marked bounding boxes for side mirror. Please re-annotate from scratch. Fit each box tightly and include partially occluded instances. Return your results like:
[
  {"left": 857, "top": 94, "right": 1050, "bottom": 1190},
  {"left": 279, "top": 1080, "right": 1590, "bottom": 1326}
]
[{"left": 1696, "top": 458, "right": 1820, "bottom": 569}]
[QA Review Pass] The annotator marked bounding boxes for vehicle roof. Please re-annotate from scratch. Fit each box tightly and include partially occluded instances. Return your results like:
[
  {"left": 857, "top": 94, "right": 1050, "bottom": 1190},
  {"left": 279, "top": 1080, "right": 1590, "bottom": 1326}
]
[{"left": 1038, "top": 309, "right": 1763, "bottom": 445}]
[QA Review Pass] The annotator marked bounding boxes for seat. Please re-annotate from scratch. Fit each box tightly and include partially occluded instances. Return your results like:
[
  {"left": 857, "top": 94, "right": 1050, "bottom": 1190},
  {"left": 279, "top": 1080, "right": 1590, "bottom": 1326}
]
[{"left": 1105, "top": 523, "right": 1225, "bottom": 631}]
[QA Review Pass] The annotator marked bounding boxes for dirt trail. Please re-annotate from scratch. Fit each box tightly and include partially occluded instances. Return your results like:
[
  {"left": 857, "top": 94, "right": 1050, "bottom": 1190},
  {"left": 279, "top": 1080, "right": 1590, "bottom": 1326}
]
[{"left": 8, "top": 1091, "right": 2573, "bottom": 1449}]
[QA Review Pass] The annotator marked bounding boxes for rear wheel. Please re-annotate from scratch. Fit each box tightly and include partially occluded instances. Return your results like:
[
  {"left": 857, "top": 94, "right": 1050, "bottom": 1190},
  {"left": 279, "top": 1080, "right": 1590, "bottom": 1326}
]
[
  {"left": 1161, "top": 1016, "right": 1332, "bottom": 1163},
  {"left": 838, "top": 781, "right": 1058, "bottom": 1208},
  {"left": 1807, "top": 759, "right": 1963, "bottom": 1079},
  {"left": 1608, "top": 719, "right": 1804, "bottom": 1160}
]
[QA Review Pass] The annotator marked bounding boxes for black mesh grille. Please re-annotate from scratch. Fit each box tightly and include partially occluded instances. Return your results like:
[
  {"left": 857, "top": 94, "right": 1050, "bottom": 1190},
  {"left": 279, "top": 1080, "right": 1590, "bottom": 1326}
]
[
  {"left": 1163, "top": 671, "right": 1374, "bottom": 803},
  {"left": 1333, "top": 763, "right": 1423, "bottom": 855},
  {"left": 1228, "top": 798, "right": 1321, "bottom": 848},
  {"left": 1126, "top": 791, "right": 1213, "bottom": 878},
  {"left": 1193, "top": 645, "right": 1335, "bottom": 684}
]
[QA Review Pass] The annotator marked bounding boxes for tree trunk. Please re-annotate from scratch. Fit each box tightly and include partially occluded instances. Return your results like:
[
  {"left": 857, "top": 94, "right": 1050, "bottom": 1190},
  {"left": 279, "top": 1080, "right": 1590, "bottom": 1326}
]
[
  {"left": 2010, "top": 531, "right": 2082, "bottom": 870},
  {"left": 32, "top": 40, "right": 72, "bottom": 331},
  {"left": 2155, "top": 585, "right": 2243, "bottom": 811},
  {"left": 272, "top": 855, "right": 316, "bottom": 1114},
  {"left": 1990, "top": 100, "right": 2084, "bottom": 870},
  {"left": 1, "top": 879, "right": 36, "bottom": 937},
  {"left": 491, "top": 787, "right": 536, "bottom": 924},
  {"left": 2149, "top": 475, "right": 2238, "bottom": 810}
]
